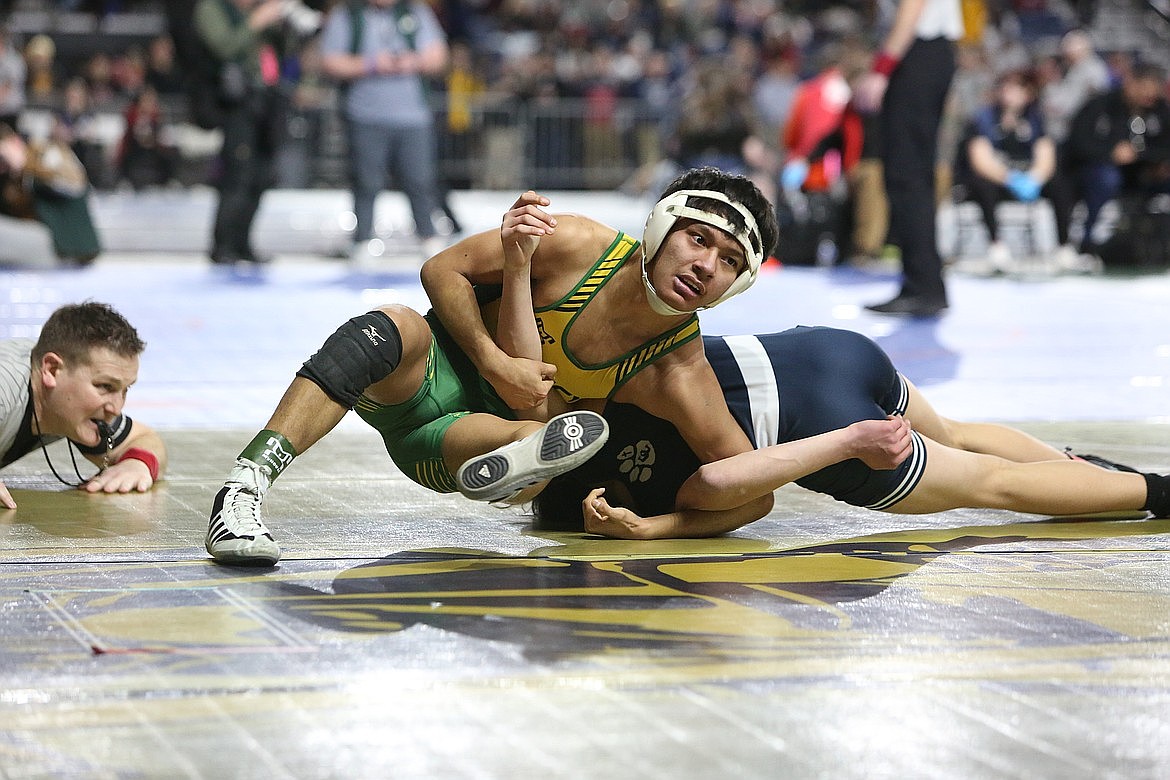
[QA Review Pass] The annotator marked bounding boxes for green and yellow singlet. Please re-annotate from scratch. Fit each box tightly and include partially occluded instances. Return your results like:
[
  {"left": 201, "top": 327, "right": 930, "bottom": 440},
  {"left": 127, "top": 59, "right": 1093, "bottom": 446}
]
[{"left": 536, "top": 232, "right": 700, "bottom": 403}]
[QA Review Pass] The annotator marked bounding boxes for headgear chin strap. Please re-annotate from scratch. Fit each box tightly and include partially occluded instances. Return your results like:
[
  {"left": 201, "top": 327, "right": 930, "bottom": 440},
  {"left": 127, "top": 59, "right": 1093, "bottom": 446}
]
[{"left": 640, "top": 189, "right": 764, "bottom": 315}]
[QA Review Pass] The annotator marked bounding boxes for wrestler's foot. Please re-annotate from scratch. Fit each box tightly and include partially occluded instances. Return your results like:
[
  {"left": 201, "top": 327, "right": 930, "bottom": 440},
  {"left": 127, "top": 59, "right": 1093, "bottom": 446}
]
[
  {"left": 1065, "top": 449, "right": 1139, "bottom": 473},
  {"left": 457, "top": 411, "right": 609, "bottom": 502},
  {"left": 205, "top": 458, "right": 281, "bottom": 566}
]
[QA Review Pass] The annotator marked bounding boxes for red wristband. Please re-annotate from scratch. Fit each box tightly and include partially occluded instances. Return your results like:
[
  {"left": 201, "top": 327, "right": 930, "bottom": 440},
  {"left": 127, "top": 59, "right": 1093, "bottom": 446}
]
[
  {"left": 872, "top": 52, "right": 899, "bottom": 77},
  {"left": 118, "top": 447, "right": 160, "bottom": 481}
]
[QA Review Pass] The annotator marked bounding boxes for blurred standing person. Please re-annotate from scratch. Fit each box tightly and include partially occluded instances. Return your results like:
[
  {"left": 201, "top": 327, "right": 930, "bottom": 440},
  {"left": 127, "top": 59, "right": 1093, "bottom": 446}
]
[
  {"left": 1041, "top": 29, "right": 1109, "bottom": 144},
  {"left": 320, "top": 0, "right": 450, "bottom": 264},
  {"left": 194, "top": 0, "right": 287, "bottom": 265},
  {"left": 0, "top": 26, "right": 26, "bottom": 132},
  {"left": 855, "top": 0, "right": 963, "bottom": 317}
]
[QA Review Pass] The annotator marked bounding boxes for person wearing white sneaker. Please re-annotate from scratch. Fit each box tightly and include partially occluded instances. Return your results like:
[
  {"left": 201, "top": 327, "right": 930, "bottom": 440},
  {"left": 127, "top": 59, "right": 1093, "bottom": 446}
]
[
  {"left": 986, "top": 240, "right": 1017, "bottom": 274},
  {"left": 1049, "top": 243, "right": 1103, "bottom": 275},
  {"left": 958, "top": 69, "right": 1080, "bottom": 278},
  {"left": 206, "top": 169, "right": 780, "bottom": 565},
  {"left": 0, "top": 302, "right": 167, "bottom": 511}
]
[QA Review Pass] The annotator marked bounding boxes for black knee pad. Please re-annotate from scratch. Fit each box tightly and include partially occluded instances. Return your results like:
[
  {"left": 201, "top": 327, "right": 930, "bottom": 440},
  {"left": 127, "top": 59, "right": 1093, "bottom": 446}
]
[{"left": 296, "top": 310, "right": 403, "bottom": 408}]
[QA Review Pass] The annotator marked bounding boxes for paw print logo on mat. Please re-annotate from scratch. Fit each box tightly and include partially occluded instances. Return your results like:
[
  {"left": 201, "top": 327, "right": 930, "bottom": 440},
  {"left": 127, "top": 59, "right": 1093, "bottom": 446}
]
[{"left": 617, "top": 440, "right": 655, "bottom": 483}]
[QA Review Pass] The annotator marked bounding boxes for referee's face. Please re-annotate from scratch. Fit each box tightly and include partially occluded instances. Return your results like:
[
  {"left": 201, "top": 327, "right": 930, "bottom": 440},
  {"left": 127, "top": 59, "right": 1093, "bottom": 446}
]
[{"left": 42, "top": 348, "right": 138, "bottom": 448}]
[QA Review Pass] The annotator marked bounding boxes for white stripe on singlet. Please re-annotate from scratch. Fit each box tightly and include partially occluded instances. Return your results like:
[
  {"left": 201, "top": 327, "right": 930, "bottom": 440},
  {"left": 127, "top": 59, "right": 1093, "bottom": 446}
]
[
  {"left": 866, "top": 430, "right": 928, "bottom": 510},
  {"left": 721, "top": 334, "right": 781, "bottom": 448}
]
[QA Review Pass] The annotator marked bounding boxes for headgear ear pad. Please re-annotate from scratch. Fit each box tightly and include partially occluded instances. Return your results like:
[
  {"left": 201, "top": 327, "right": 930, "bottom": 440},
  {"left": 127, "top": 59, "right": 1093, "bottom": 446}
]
[{"left": 640, "top": 189, "right": 764, "bottom": 315}]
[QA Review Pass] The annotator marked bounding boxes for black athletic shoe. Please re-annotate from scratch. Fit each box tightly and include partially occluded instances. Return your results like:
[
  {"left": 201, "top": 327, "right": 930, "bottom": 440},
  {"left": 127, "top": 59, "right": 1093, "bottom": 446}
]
[
  {"left": 1065, "top": 448, "right": 1139, "bottom": 473},
  {"left": 865, "top": 294, "right": 948, "bottom": 317},
  {"left": 457, "top": 411, "right": 609, "bottom": 502}
]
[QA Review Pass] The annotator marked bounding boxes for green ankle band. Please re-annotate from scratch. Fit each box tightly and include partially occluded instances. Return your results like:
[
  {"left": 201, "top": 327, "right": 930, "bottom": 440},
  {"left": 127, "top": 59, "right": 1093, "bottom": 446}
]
[{"left": 240, "top": 430, "right": 298, "bottom": 481}]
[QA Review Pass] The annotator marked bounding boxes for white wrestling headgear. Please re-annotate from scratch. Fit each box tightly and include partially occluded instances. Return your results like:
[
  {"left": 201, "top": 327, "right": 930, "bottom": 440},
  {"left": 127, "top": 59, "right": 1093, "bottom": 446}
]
[{"left": 640, "top": 188, "right": 764, "bottom": 316}]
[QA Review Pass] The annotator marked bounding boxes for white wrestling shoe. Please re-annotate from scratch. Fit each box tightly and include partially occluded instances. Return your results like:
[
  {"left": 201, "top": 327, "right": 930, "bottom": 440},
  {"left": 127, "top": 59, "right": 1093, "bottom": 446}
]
[
  {"left": 457, "top": 411, "right": 609, "bottom": 503},
  {"left": 205, "top": 458, "right": 281, "bottom": 566}
]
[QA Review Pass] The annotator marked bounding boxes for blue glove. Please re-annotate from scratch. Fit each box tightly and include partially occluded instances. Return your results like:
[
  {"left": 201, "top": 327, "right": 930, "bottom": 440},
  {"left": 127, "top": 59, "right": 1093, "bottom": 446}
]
[
  {"left": 1006, "top": 170, "right": 1041, "bottom": 202},
  {"left": 781, "top": 159, "right": 809, "bottom": 191}
]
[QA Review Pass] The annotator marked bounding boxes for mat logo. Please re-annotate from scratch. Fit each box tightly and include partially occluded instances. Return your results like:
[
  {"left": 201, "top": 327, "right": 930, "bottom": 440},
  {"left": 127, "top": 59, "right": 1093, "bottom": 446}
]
[{"left": 273, "top": 540, "right": 970, "bottom": 651}]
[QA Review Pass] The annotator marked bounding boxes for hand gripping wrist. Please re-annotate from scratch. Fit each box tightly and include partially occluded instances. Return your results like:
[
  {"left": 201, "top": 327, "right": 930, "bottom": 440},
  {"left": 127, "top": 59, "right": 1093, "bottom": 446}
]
[{"left": 117, "top": 448, "right": 160, "bottom": 481}]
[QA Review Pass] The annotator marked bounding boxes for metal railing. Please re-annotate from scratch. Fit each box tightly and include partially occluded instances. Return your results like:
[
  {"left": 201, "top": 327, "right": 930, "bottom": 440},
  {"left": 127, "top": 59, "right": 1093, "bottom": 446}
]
[{"left": 281, "top": 92, "right": 669, "bottom": 192}]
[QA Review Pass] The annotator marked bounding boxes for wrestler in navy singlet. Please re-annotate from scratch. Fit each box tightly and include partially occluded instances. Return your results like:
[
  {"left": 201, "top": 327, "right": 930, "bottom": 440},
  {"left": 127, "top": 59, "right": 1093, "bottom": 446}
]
[{"left": 533, "top": 326, "right": 928, "bottom": 527}]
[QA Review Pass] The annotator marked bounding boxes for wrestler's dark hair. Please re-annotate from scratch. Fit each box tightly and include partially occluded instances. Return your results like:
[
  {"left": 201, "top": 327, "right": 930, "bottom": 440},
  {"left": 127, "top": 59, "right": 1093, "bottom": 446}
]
[
  {"left": 657, "top": 166, "right": 779, "bottom": 262},
  {"left": 530, "top": 467, "right": 595, "bottom": 532},
  {"left": 32, "top": 301, "right": 145, "bottom": 366}
]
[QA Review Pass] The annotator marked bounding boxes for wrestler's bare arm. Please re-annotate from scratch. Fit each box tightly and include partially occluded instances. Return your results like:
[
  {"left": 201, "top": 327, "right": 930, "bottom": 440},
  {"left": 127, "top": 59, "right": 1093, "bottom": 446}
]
[
  {"left": 583, "top": 418, "right": 913, "bottom": 539},
  {"left": 421, "top": 210, "right": 603, "bottom": 410},
  {"left": 496, "top": 191, "right": 557, "bottom": 418}
]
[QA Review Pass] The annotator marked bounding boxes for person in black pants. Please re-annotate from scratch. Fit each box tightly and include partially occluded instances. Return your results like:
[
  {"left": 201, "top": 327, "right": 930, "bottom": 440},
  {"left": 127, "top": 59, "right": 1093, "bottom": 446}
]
[
  {"left": 854, "top": 0, "right": 963, "bottom": 317},
  {"left": 194, "top": 0, "right": 288, "bottom": 265}
]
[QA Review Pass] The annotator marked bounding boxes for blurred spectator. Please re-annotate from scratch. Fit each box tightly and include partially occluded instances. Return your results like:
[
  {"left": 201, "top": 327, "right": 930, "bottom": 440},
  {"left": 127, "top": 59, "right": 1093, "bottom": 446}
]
[
  {"left": 780, "top": 42, "right": 868, "bottom": 195},
  {"left": 1063, "top": 62, "right": 1170, "bottom": 255},
  {"left": 320, "top": 0, "right": 452, "bottom": 263},
  {"left": 116, "top": 85, "right": 178, "bottom": 190},
  {"left": 145, "top": 34, "right": 185, "bottom": 96},
  {"left": 938, "top": 43, "right": 994, "bottom": 200},
  {"left": 52, "top": 77, "right": 110, "bottom": 189},
  {"left": 777, "top": 41, "right": 881, "bottom": 265},
  {"left": 0, "top": 124, "right": 101, "bottom": 265},
  {"left": 1040, "top": 29, "right": 1109, "bottom": 143},
  {"left": 83, "top": 53, "right": 118, "bottom": 108},
  {"left": 194, "top": 0, "right": 289, "bottom": 265},
  {"left": 23, "top": 34, "right": 56, "bottom": 105},
  {"left": 275, "top": 37, "right": 328, "bottom": 189},
  {"left": 955, "top": 68, "right": 1089, "bottom": 273},
  {"left": 111, "top": 46, "right": 147, "bottom": 97},
  {"left": 440, "top": 39, "right": 484, "bottom": 193},
  {"left": 669, "top": 58, "right": 759, "bottom": 176},
  {"left": 753, "top": 41, "right": 800, "bottom": 154},
  {"left": 0, "top": 27, "right": 25, "bottom": 132}
]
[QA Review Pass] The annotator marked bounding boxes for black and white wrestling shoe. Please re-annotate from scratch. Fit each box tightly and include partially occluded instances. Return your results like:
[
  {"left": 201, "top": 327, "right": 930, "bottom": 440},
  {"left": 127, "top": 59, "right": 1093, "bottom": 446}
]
[
  {"left": 205, "top": 458, "right": 281, "bottom": 566},
  {"left": 457, "top": 411, "right": 609, "bottom": 503}
]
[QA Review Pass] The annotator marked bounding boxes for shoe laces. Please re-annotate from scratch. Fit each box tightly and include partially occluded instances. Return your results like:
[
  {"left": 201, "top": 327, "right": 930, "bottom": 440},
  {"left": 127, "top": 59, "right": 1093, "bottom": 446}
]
[{"left": 219, "top": 483, "right": 268, "bottom": 536}]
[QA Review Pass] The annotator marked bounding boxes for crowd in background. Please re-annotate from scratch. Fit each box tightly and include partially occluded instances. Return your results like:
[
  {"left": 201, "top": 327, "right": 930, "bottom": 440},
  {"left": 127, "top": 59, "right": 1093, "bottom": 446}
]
[{"left": 0, "top": 0, "right": 1167, "bottom": 266}]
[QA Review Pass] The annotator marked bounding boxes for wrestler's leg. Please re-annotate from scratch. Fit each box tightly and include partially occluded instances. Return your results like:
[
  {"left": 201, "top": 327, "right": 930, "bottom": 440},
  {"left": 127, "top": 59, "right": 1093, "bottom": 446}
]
[
  {"left": 207, "top": 304, "right": 431, "bottom": 565},
  {"left": 885, "top": 435, "right": 1148, "bottom": 515},
  {"left": 901, "top": 378, "right": 1066, "bottom": 462},
  {"left": 441, "top": 413, "right": 542, "bottom": 471},
  {"left": 444, "top": 410, "right": 609, "bottom": 504}
]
